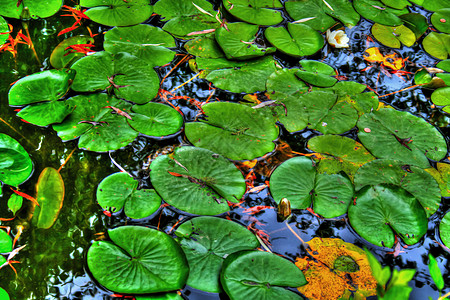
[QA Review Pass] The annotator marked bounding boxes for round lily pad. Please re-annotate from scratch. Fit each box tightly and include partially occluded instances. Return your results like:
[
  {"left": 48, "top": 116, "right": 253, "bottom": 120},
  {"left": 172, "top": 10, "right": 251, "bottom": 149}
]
[
  {"left": 400, "top": 13, "right": 428, "bottom": 39},
  {"left": 174, "top": 216, "right": 259, "bottom": 293},
  {"left": 184, "top": 33, "right": 225, "bottom": 58},
  {"left": 422, "top": 32, "right": 450, "bottom": 60},
  {"left": 265, "top": 23, "right": 324, "bottom": 57},
  {"left": 222, "top": 0, "right": 283, "bottom": 26},
  {"left": 0, "top": 17, "right": 9, "bottom": 45},
  {"left": 0, "top": 133, "right": 33, "bottom": 187},
  {"left": 0, "top": 0, "right": 62, "bottom": 19},
  {"left": 354, "top": 159, "right": 441, "bottom": 217},
  {"left": 432, "top": 9, "right": 450, "bottom": 33},
  {"left": 97, "top": 172, "right": 161, "bottom": 219},
  {"left": 50, "top": 35, "right": 95, "bottom": 69},
  {"left": 185, "top": 102, "right": 279, "bottom": 160},
  {"left": 357, "top": 108, "right": 447, "bottom": 169},
  {"left": 353, "top": 0, "right": 406, "bottom": 26},
  {"left": 7, "top": 193, "right": 23, "bottom": 215},
  {"left": 136, "top": 293, "right": 183, "bottom": 300},
  {"left": 104, "top": 24, "right": 176, "bottom": 67},
  {"left": 423, "top": 0, "right": 449, "bottom": 12},
  {"left": 270, "top": 156, "right": 354, "bottom": 218},
  {"left": 266, "top": 68, "right": 308, "bottom": 99},
  {"left": 0, "top": 287, "right": 9, "bottom": 300},
  {"left": 440, "top": 212, "right": 450, "bottom": 248},
  {"left": 296, "top": 60, "right": 337, "bottom": 87},
  {"left": 0, "top": 229, "right": 12, "bottom": 253},
  {"left": 348, "top": 185, "right": 428, "bottom": 248},
  {"left": 371, "top": 23, "right": 416, "bottom": 48},
  {"left": 150, "top": 147, "right": 246, "bottom": 215},
  {"left": 87, "top": 226, "right": 189, "bottom": 294},
  {"left": 80, "top": 0, "right": 153, "bottom": 27},
  {"left": 432, "top": 87, "right": 450, "bottom": 109},
  {"left": 220, "top": 250, "right": 307, "bottom": 300}
]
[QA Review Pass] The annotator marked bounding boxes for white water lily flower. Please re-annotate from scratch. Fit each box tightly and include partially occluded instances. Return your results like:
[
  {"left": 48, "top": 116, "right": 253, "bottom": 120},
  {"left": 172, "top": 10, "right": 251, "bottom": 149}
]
[{"left": 326, "top": 29, "right": 350, "bottom": 48}]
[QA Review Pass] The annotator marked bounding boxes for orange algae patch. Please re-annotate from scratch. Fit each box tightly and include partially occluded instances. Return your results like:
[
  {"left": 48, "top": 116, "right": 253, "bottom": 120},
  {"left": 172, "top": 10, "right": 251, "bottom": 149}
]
[{"left": 295, "top": 238, "right": 377, "bottom": 300}]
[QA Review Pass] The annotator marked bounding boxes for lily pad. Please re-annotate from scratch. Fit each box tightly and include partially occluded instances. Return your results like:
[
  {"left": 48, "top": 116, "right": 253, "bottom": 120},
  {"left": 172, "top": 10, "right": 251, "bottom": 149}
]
[
  {"left": 0, "top": 16, "right": 8, "bottom": 45},
  {"left": 380, "top": 0, "right": 411, "bottom": 9},
  {"left": 307, "top": 134, "right": 376, "bottom": 179},
  {"left": 354, "top": 159, "right": 441, "bottom": 217},
  {"left": 71, "top": 51, "right": 160, "bottom": 104},
  {"left": 87, "top": 226, "right": 189, "bottom": 294},
  {"left": 431, "top": 87, "right": 450, "bottom": 112},
  {"left": 330, "top": 81, "right": 379, "bottom": 116},
  {"left": 296, "top": 60, "right": 337, "bottom": 87},
  {"left": 223, "top": 0, "right": 283, "bottom": 26},
  {"left": 185, "top": 102, "right": 279, "bottom": 160},
  {"left": 50, "top": 35, "right": 95, "bottom": 69},
  {"left": 265, "top": 23, "right": 324, "bottom": 57},
  {"left": 400, "top": 13, "right": 428, "bottom": 39},
  {"left": 425, "top": 162, "right": 450, "bottom": 197},
  {"left": 104, "top": 24, "right": 176, "bottom": 67},
  {"left": 0, "top": 288, "right": 9, "bottom": 300},
  {"left": 97, "top": 172, "right": 161, "bottom": 219},
  {"left": 196, "top": 56, "right": 277, "bottom": 93},
  {"left": 154, "top": 0, "right": 219, "bottom": 39},
  {"left": 0, "top": 229, "right": 12, "bottom": 253},
  {"left": 353, "top": 0, "right": 406, "bottom": 26},
  {"left": 422, "top": 32, "right": 450, "bottom": 60},
  {"left": 184, "top": 33, "right": 225, "bottom": 58},
  {"left": 371, "top": 23, "right": 416, "bottom": 48},
  {"left": 80, "top": 0, "right": 153, "bottom": 27},
  {"left": 348, "top": 185, "right": 428, "bottom": 248},
  {"left": 440, "top": 212, "right": 450, "bottom": 248},
  {"left": 270, "top": 156, "right": 354, "bottom": 218},
  {"left": 220, "top": 250, "right": 306, "bottom": 300},
  {"left": 174, "top": 216, "right": 259, "bottom": 293},
  {"left": 136, "top": 293, "right": 183, "bottom": 300},
  {"left": 432, "top": 9, "right": 450, "bottom": 33},
  {"left": 0, "top": 133, "right": 33, "bottom": 187},
  {"left": 0, "top": 0, "right": 62, "bottom": 19},
  {"left": 357, "top": 108, "right": 447, "bottom": 168},
  {"left": 266, "top": 68, "right": 308, "bottom": 98},
  {"left": 32, "top": 167, "right": 65, "bottom": 229},
  {"left": 7, "top": 194, "right": 23, "bottom": 215},
  {"left": 150, "top": 147, "right": 246, "bottom": 215},
  {"left": 423, "top": 0, "right": 449, "bottom": 12}
]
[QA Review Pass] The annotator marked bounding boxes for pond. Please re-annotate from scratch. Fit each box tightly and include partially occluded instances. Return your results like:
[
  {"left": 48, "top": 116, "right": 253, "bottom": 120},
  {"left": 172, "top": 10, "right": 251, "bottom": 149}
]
[{"left": 0, "top": 0, "right": 450, "bottom": 299}]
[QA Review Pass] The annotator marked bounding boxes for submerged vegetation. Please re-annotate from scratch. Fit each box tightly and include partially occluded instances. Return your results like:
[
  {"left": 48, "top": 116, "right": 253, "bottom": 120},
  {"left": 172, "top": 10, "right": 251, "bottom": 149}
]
[{"left": 1, "top": 0, "right": 450, "bottom": 299}]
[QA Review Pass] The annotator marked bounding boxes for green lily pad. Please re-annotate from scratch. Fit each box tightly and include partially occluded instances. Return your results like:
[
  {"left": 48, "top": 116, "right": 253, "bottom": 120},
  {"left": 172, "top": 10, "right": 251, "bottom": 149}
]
[
  {"left": 354, "top": 159, "right": 441, "bottom": 217},
  {"left": 440, "top": 212, "right": 450, "bottom": 248},
  {"left": 215, "top": 22, "right": 275, "bottom": 60},
  {"left": 432, "top": 9, "right": 450, "bottom": 33},
  {"left": 425, "top": 163, "right": 450, "bottom": 197},
  {"left": 400, "top": 13, "right": 428, "bottom": 39},
  {"left": 97, "top": 172, "right": 161, "bottom": 219},
  {"left": 329, "top": 81, "right": 379, "bottom": 116},
  {"left": 353, "top": 0, "right": 406, "bottom": 26},
  {"left": 270, "top": 156, "right": 354, "bottom": 218},
  {"left": 437, "top": 59, "right": 450, "bottom": 71},
  {"left": 371, "top": 23, "right": 416, "bottom": 48},
  {"left": 307, "top": 134, "right": 376, "bottom": 179},
  {"left": 0, "top": 0, "right": 62, "bottom": 19},
  {"left": 7, "top": 194, "right": 23, "bottom": 215},
  {"left": 423, "top": 0, "right": 449, "bottom": 12},
  {"left": 357, "top": 108, "right": 447, "bottom": 169},
  {"left": 174, "top": 216, "right": 259, "bottom": 293},
  {"left": 184, "top": 33, "right": 225, "bottom": 58},
  {"left": 266, "top": 68, "right": 308, "bottom": 99},
  {"left": 150, "top": 147, "right": 246, "bottom": 215},
  {"left": 265, "top": 23, "right": 324, "bottom": 57},
  {"left": 80, "top": 0, "right": 153, "bottom": 27},
  {"left": 185, "top": 102, "right": 279, "bottom": 160},
  {"left": 296, "top": 60, "right": 337, "bottom": 87},
  {"left": 0, "top": 16, "right": 8, "bottom": 45},
  {"left": 196, "top": 56, "right": 277, "bottom": 93},
  {"left": 50, "top": 35, "right": 95, "bottom": 69},
  {"left": 0, "top": 288, "right": 9, "bottom": 300},
  {"left": 380, "top": 0, "right": 411, "bottom": 9},
  {"left": 87, "top": 226, "right": 189, "bottom": 294},
  {"left": 0, "top": 134, "right": 33, "bottom": 187},
  {"left": 0, "top": 229, "right": 12, "bottom": 253},
  {"left": 136, "top": 293, "right": 183, "bottom": 300},
  {"left": 436, "top": 73, "right": 450, "bottom": 86},
  {"left": 32, "top": 167, "right": 64, "bottom": 229},
  {"left": 104, "top": 24, "right": 176, "bottom": 67},
  {"left": 431, "top": 87, "right": 450, "bottom": 110},
  {"left": 154, "top": 0, "right": 219, "bottom": 39},
  {"left": 422, "top": 32, "right": 450, "bottom": 60},
  {"left": 222, "top": 0, "right": 283, "bottom": 26},
  {"left": 52, "top": 94, "right": 139, "bottom": 152},
  {"left": 220, "top": 250, "right": 307, "bottom": 300},
  {"left": 348, "top": 185, "right": 428, "bottom": 248},
  {"left": 71, "top": 51, "right": 159, "bottom": 104}
]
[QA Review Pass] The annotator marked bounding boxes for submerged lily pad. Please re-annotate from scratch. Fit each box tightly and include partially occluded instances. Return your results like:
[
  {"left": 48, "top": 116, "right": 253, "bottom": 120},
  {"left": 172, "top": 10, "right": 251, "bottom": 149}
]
[
  {"left": 349, "top": 185, "right": 428, "bottom": 248},
  {"left": 87, "top": 226, "right": 189, "bottom": 294},
  {"left": 371, "top": 23, "right": 416, "bottom": 48},
  {"left": 354, "top": 159, "right": 441, "bottom": 217},
  {"left": 357, "top": 108, "right": 447, "bottom": 168},
  {"left": 175, "top": 216, "right": 259, "bottom": 293},
  {"left": 0, "top": 229, "right": 12, "bottom": 253},
  {"left": 220, "top": 250, "right": 307, "bottom": 300},
  {"left": 104, "top": 24, "right": 176, "bottom": 67},
  {"left": 422, "top": 32, "right": 450, "bottom": 60},
  {"left": 0, "top": 134, "right": 33, "bottom": 187},
  {"left": 270, "top": 156, "right": 354, "bottom": 218},
  {"left": 150, "top": 147, "right": 246, "bottom": 215},
  {"left": 32, "top": 167, "right": 64, "bottom": 229},
  {"left": 50, "top": 36, "right": 95, "bottom": 69},
  {"left": 0, "top": 0, "right": 62, "bottom": 19},
  {"left": 80, "top": 0, "right": 153, "bottom": 27},
  {"left": 185, "top": 102, "right": 279, "bottom": 160},
  {"left": 440, "top": 212, "right": 450, "bottom": 248},
  {"left": 97, "top": 172, "right": 161, "bottom": 219},
  {"left": 353, "top": 0, "right": 406, "bottom": 26}
]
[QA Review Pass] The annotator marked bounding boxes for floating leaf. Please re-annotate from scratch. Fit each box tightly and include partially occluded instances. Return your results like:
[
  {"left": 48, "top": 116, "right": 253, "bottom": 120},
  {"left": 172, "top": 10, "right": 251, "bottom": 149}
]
[
  {"left": 0, "top": 0, "right": 63, "bottom": 19},
  {"left": 353, "top": 0, "right": 406, "bottom": 26},
  {"left": 296, "top": 60, "right": 337, "bottom": 87},
  {"left": 380, "top": 0, "right": 411, "bottom": 9},
  {"left": 400, "top": 13, "right": 428, "bottom": 39},
  {"left": 223, "top": 0, "right": 283, "bottom": 26},
  {"left": 425, "top": 162, "right": 450, "bottom": 197},
  {"left": 422, "top": 32, "right": 450, "bottom": 60},
  {"left": 175, "top": 216, "right": 259, "bottom": 293},
  {"left": 0, "top": 288, "right": 9, "bottom": 300},
  {"left": 0, "top": 17, "right": 9, "bottom": 45},
  {"left": 32, "top": 167, "right": 64, "bottom": 229},
  {"left": 87, "top": 226, "right": 189, "bottom": 294},
  {"left": 440, "top": 212, "right": 450, "bottom": 248},
  {"left": 270, "top": 156, "right": 354, "bottom": 218},
  {"left": 136, "top": 293, "right": 183, "bottom": 300},
  {"left": 7, "top": 194, "right": 23, "bottom": 215},
  {"left": 266, "top": 68, "right": 308, "bottom": 99},
  {"left": 184, "top": 33, "right": 225, "bottom": 58},
  {"left": 357, "top": 108, "right": 447, "bottom": 168},
  {"left": 265, "top": 23, "right": 324, "bottom": 57},
  {"left": 80, "top": 0, "right": 153, "bottom": 27},
  {"left": 71, "top": 51, "right": 159, "bottom": 104},
  {"left": 295, "top": 238, "right": 377, "bottom": 300},
  {"left": 330, "top": 81, "right": 379, "bottom": 115},
  {"left": 371, "top": 23, "right": 416, "bottom": 48},
  {"left": 104, "top": 24, "right": 176, "bottom": 67},
  {"left": 220, "top": 250, "right": 306, "bottom": 300},
  {"left": 348, "top": 185, "right": 427, "bottom": 248},
  {"left": 431, "top": 87, "right": 450, "bottom": 112},
  {"left": 0, "top": 229, "right": 12, "bottom": 253},
  {"left": 0, "top": 134, "right": 33, "bottom": 187},
  {"left": 50, "top": 36, "right": 95, "bottom": 69},
  {"left": 428, "top": 254, "right": 444, "bottom": 291},
  {"left": 185, "top": 102, "right": 279, "bottom": 160},
  {"left": 354, "top": 159, "right": 441, "bottom": 217},
  {"left": 423, "top": 0, "right": 449, "bottom": 12},
  {"left": 150, "top": 147, "right": 246, "bottom": 215}
]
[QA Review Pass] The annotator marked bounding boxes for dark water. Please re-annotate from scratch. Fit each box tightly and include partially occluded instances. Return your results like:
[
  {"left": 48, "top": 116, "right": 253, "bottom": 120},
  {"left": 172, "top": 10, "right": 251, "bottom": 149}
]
[{"left": 0, "top": 2, "right": 449, "bottom": 300}]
